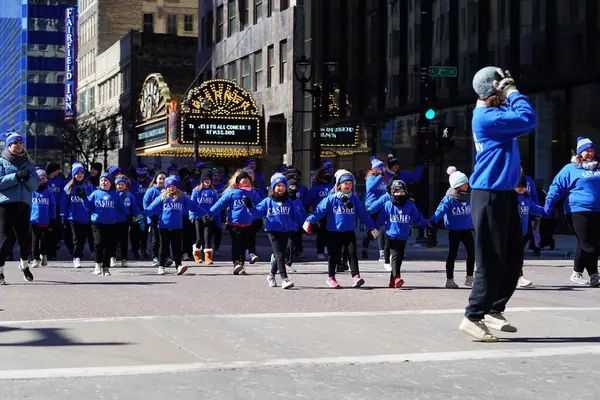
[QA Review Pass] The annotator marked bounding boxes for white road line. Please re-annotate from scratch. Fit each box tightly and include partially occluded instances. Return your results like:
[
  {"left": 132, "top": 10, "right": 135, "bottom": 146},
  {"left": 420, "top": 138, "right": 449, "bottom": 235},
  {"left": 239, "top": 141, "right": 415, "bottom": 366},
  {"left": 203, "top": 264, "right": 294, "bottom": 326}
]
[
  {"left": 2, "top": 306, "right": 600, "bottom": 325},
  {"left": 1, "top": 345, "right": 599, "bottom": 380}
]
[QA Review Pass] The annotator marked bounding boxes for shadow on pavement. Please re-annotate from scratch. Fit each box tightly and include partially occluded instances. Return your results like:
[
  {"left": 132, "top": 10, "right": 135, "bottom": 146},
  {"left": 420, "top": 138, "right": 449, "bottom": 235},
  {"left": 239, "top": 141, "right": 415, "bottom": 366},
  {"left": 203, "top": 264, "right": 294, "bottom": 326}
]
[
  {"left": 504, "top": 336, "right": 600, "bottom": 343},
  {"left": 18, "top": 281, "right": 177, "bottom": 286},
  {"left": 0, "top": 326, "right": 132, "bottom": 347}
]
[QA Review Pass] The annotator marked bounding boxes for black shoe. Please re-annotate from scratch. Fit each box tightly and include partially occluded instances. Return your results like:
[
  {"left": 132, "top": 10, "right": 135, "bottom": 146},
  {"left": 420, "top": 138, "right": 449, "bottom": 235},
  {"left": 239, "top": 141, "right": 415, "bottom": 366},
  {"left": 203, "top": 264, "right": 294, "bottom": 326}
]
[
  {"left": 22, "top": 267, "right": 34, "bottom": 282},
  {"left": 0, "top": 273, "right": 5, "bottom": 285},
  {"left": 361, "top": 250, "right": 368, "bottom": 260}
]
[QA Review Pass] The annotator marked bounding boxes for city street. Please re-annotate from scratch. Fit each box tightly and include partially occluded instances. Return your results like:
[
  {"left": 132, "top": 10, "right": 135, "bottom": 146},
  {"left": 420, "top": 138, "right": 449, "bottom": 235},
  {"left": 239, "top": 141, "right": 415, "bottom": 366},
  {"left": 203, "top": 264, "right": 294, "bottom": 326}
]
[{"left": 0, "top": 234, "right": 599, "bottom": 399}]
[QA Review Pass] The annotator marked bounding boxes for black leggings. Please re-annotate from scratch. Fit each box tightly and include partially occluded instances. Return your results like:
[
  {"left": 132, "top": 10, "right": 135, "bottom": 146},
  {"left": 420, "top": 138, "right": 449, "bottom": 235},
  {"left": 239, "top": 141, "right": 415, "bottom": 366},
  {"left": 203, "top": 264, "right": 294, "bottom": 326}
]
[
  {"left": 316, "top": 219, "right": 328, "bottom": 254},
  {"left": 327, "top": 231, "right": 359, "bottom": 277},
  {"left": 446, "top": 229, "right": 475, "bottom": 279},
  {"left": 31, "top": 225, "right": 51, "bottom": 260},
  {"left": 268, "top": 231, "right": 290, "bottom": 279},
  {"left": 228, "top": 225, "right": 252, "bottom": 265},
  {"left": 150, "top": 217, "right": 160, "bottom": 259},
  {"left": 388, "top": 237, "right": 406, "bottom": 280},
  {"left": 569, "top": 212, "right": 600, "bottom": 276},
  {"left": 115, "top": 221, "right": 130, "bottom": 260},
  {"left": 129, "top": 221, "right": 148, "bottom": 255},
  {"left": 247, "top": 219, "right": 262, "bottom": 254},
  {"left": 0, "top": 203, "right": 31, "bottom": 265},
  {"left": 362, "top": 211, "right": 386, "bottom": 252},
  {"left": 159, "top": 228, "right": 182, "bottom": 267},
  {"left": 70, "top": 220, "right": 89, "bottom": 259},
  {"left": 92, "top": 222, "right": 116, "bottom": 269},
  {"left": 194, "top": 219, "right": 216, "bottom": 249}
]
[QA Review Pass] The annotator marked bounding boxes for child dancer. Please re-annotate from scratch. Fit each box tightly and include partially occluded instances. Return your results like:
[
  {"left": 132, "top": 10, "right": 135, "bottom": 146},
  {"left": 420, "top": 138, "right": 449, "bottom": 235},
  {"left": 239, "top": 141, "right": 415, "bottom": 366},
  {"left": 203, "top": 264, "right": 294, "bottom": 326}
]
[
  {"left": 516, "top": 175, "right": 545, "bottom": 288},
  {"left": 143, "top": 171, "right": 171, "bottom": 268},
  {"left": 303, "top": 170, "right": 377, "bottom": 288},
  {"left": 143, "top": 176, "right": 208, "bottom": 275},
  {"left": 113, "top": 176, "right": 138, "bottom": 268},
  {"left": 191, "top": 169, "right": 220, "bottom": 264},
  {"left": 30, "top": 169, "right": 57, "bottom": 268},
  {"left": 245, "top": 167, "right": 266, "bottom": 264},
  {"left": 247, "top": 173, "right": 304, "bottom": 289},
  {"left": 130, "top": 167, "right": 150, "bottom": 259},
  {"left": 211, "top": 168, "right": 225, "bottom": 257},
  {"left": 374, "top": 179, "right": 427, "bottom": 288},
  {"left": 209, "top": 169, "right": 262, "bottom": 275},
  {"left": 428, "top": 167, "right": 475, "bottom": 288},
  {"left": 303, "top": 167, "right": 334, "bottom": 260},
  {"left": 282, "top": 176, "right": 308, "bottom": 272}
]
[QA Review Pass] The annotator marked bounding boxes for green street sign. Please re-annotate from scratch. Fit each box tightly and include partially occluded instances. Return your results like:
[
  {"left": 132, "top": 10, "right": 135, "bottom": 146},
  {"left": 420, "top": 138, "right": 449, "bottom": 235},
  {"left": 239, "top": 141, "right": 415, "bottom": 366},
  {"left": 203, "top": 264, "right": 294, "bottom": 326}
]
[{"left": 429, "top": 66, "right": 457, "bottom": 77}]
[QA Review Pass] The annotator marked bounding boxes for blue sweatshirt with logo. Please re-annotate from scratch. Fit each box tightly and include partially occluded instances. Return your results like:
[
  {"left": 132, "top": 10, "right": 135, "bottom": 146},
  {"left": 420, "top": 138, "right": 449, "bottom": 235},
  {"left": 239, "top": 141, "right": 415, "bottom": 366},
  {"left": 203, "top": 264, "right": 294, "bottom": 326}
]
[
  {"left": 190, "top": 187, "right": 222, "bottom": 226},
  {"left": 385, "top": 167, "right": 424, "bottom": 185},
  {"left": 545, "top": 163, "right": 600, "bottom": 214},
  {"left": 430, "top": 193, "right": 472, "bottom": 231},
  {"left": 517, "top": 193, "right": 544, "bottom": 236},
  {"left": 213, "top": 183, "right": 226, "bottom": 196},
  {"left": 525, "top": 175, "right": 539, "bottom": 205},
  {"left": 306, "top": 192, "right": 375, "bottom": 232},
  {"left": 375, "top": 200, "right": 428, "bottom": 241},
  {"left": 131, "top": 180, "right": 149, "bottom": 211},
  {"left": 367, "top": 193, "right": 391, "bottom": 214},
  {"left": 115, "top": 191, "right": 138, "bottom": 223},
  {"left": 143, "top": 185, "right": 163, "bottom": 225},
  {"left": 303, "top": 183, "right": 334, "bottom": 210},
  {"left": 366, "top": 174, "right": 388, "bottom": 209},
  {"left": 47, "top": 175, "right": 65, "bottom": 211},
  {"left": 144, "top": 192, "right": 208, "bottom": 229},
  {"left": 84, "top": 190, "right": 125, "bottom": 224},
  {"left": 61, "top": 181, "right": 94, "bottom": 224},
  {"left": 248, "top": 197, "right": 306, "bottom": 232},
  {"left": 209, "top": 188, "right": 262, "bottom": 226},
  {"left": 470, "top": 92, "right": 538, "bottom": 190},
  {"left": 31, "top": 187, "right": 56, "bottom": 225}
]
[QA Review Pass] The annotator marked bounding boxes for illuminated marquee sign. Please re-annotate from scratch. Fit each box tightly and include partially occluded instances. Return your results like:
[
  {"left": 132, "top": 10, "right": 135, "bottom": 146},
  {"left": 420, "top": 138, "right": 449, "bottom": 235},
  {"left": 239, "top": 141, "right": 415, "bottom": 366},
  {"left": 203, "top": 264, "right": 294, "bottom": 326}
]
[
  {"left": 181, "top": 79, "right": 260, "bottom": 146},
  {"left": 64, "top": 7, "right": 77, "bottom": 118},
  {"left": 135, "top": 73, "right": 175, "bottom": 150},
  {"left": 319, "top": 125, "right": 360, "bottom": 147}
]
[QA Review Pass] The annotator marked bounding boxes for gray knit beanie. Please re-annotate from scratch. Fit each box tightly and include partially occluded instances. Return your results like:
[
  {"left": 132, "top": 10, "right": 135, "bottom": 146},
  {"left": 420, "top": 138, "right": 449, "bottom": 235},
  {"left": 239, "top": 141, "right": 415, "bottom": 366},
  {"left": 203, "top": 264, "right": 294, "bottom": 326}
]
[
  {"left": 37, "top": 169, "right": 47, "bottom": 179},
  {"left": 472, "top": 66, "right": 499, "bottom": 99}
]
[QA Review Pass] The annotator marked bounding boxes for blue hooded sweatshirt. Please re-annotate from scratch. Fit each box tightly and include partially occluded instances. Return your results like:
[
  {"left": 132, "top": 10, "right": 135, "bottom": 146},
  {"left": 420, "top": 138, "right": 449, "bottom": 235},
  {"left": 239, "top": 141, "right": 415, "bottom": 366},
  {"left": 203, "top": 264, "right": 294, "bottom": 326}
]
[
  {"left": 61, "top": 181, "right": 94, "bottom": 224},
  {"left": 47, "top": 175, "right": 65, "bottom": 210},
  {"left": 31, "top": 187, "right": 56, "bottom": 225},
  {"left": 143, "top": 191, "right": 208, "bottom": 229},
  {"left": 430, "top": 191, "right": 473, "bottom": 231},
  {"left": 375, "top": 199, "right": 428, "bottom": 240},
  {"left": 545, "top": 163, "right": 600, "bottom": 214},
  {"left": 385, "top": 167, "right": 424, "bottom": 185},
  {"left": 213, "top": 182, "right": 226, "bottom": 196},
  {"left": 115, "top": 191, "right": 138, "bottom": 223},
  {"left": 306, "top": 192, "right": 375, "bottom": 232},
  {"left": 365, "top": 174, "right": 389, "bottom": 209},
  {"left": 303, "top": 183, "right": 334, "bottom": 210},
  {"left": 131, "top": 180, "right": 149, "bottom": 211},
  {"left": 525, "top": 175, "right": 539, "bottom": 205},
  {"left": 143, "top": 185, "right": 163, "bottom": 226},
  {"left": 248, "top": 196, "right": 306, "bottom": 232},
  {"left": 470, "top": 92, "right": 538, "bottom": 190},
  {"left": 367, "top": 193, "right": 391, "bottom": 214},
  {"left": 517, "top": 193, "right": 544, "bottom": 236},
  {"left": 84, "top": 189, "right": 125, "bottom": 224},
  {"left": 0, "top": 156, "right": 41, "bottom": 206},
  {"left": 190, "top": 187, "right": 221, "bottom": 226},
  {"left": 209, "top": 187, "right": 262, "bottom": 226}
]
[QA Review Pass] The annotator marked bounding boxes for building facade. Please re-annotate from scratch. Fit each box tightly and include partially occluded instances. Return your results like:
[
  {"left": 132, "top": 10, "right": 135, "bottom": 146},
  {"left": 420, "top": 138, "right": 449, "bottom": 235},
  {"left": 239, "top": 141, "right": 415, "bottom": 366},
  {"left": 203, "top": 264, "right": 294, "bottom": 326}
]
[{"left": 0, "top": 0, "right": 77, "bottom": 165}]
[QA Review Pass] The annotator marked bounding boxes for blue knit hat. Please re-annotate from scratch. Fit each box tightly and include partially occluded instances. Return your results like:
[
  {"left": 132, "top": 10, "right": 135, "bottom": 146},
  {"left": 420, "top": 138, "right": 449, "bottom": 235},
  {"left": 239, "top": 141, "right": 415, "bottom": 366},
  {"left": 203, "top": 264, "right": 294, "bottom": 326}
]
[
  {"left": 71, "top": 163, "right": 85, "bottom": 176},
  {"left": 245, "top": 157, "right": 257, "bottom": 166},
  {"left": 472, "top": 66, "right": 499, "bottom": 100},
  {"left": 165, "top": 176, "right": 179, "bottom": 187},
  {"left": 270, "top": 173, "right": 287, "bottom": 190},
  {"left": 5, "top": 132, "right": 24, "bottom": 148},
  {"left": 115, "top": 177, "right": 128, "bottom": 186},
  {"left": 100, "top": 173, "right": 113, "bottom": 183},
  {"left": 107, "top": 166, "right": 121, "bottom": 177},
  {"left": 338, "top": 174, "right": 354, "bottom": 185},
  {"left": 278, "top": 164, "right": 288, "bottom": 173},
  {"left": 136, "top": 167, "right": 148, "bottom": 176},
  {"left": 370, "top": 156, "right": 384, "bottom": 170},
  {"left": 576, "top": 137, "right": 595, "bottom": 155},
  {"left": 322, "top": 160, "right": 333, "bottom": 169}
]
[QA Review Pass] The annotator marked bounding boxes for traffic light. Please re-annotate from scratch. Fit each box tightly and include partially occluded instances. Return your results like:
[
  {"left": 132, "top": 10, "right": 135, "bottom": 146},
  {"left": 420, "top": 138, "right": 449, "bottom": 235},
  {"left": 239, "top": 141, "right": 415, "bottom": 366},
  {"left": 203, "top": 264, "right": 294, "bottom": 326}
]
[
  {"left": 422, "top": 79, "right": 437, "bottom": 121},
  {"left": 417, "top": 125, "right": 438, "bottom": 161},
  {"left": 438, "top": 127, "right": 455, "bottom": 153}
]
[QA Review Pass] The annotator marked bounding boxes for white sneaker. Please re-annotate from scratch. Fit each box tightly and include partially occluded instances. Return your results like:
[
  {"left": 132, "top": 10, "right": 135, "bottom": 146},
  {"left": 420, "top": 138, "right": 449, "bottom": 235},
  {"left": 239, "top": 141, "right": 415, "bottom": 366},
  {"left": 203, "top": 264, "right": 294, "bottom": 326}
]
[
  {"left": 73, "top": 257, "right": 82, "bottom": 269},
  {"left": 383, "top": 263, "right": 391, "bottom": 272},
  {"left": 31, "top": 259, "right": 41, "bottom": 269},
  {"left": 445, "top": 278, "right": 459, "bottom": 289},
  {"left": 152, "top": 258, "right": 159, "bottom": 267},
  {"left": 517, "top": 276, "right": 532, "bottom": 288},
  {"left": 267, "top": 274, "right": 277, "bottom": 287},
  {"left": 590, "top": 273, "right": 600, "bottom": 287},
  {"left": 317, "top": 254, "right": 326, "bottom": 261},
  {"left": 570, "top": 271, "right": 589, "bottom": 285},
  {"left": 176, "top": 265, "right": 188, "bottom": 275},
  {"left": 484, "top": 313, "right": 518, "bottom": 333},
  {"left": 249, "top": 253, "right": 259, "bottom": 264},
  {"left": 281, "top": 278, "right": 295, "bottom": 289},
  {"left": 459, "top": 317, "right": 499, "bottom": 342},
  {"left": 110, "top": 257, "right": 116, "bottom": 267},
  {"left": 286, "top": 263, "right": 296, "bottom": 273},
  {"left": 92, "top": 263, "right": 102, "bottom": 275},
  {"left": 121, "top": 260, "right": 128, "bottom": 268},
  {"left": 182, "top": 253, "right": 191, "bottom": 261},
  {"left": 41, "top": 255, "right": 48, "bottom": 266},
  {"left": 464, "top": 276, "right": 474, "bottom": 287},
  {"left": 379, "top": 250, "right": 385, "bottom": 262},
  {"left": 157, "top": 266, "right": 166, "bottom": 275}
]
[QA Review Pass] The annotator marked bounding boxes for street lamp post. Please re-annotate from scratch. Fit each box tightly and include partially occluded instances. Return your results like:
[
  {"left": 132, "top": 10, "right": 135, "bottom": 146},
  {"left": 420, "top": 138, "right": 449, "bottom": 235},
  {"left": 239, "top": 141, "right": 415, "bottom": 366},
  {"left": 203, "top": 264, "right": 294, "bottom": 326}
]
[{"left": 294, "top": 56, "right": 322, "bottom": 171}]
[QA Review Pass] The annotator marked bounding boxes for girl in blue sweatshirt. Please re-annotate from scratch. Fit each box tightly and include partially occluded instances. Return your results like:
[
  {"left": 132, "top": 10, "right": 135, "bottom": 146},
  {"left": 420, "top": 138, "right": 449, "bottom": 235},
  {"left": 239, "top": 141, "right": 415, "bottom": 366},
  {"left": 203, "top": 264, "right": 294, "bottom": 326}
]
[
  {"left": 130, "top": 167, "right": 150, "bottom": 259},
  {"left": 143, "top": 176, "right": 208, "bottom": 276},
  {"left": 375, "top": 179, "right": 427, "bottom": 288},
  {"left": 30, "top": 169, "right": 56, "bottom": 268},
  {"left": 143, "top": 171, "right": 167, "bottom": 267},
  {"left": 303, "top": 167, "right": 334, "bottom": 260},
  {"left": 248, "top": 173, "right": 304, "bottom": 289},
  {"left": 46, "top": 162, "right": 65, "bottom": 260},
  {"left": 429, "top": 167, "right": 474, "bottom": 289},
  {"left": 283, "top": 177, "right": 308, "bottom": 272},
  {"left": 190, "top": 169, "right": 221, "bottom": 265},
  {"left": 113, "top": 176, "right": 138, "bottom": 268},
  {"left": 245, "top": 167, "right": 266, "bottom": 264},
  {"left": 61, "top": 163, "right": 94, "bottom": 269},
  {"left": 209, "top": 169, "right": 262, "bottom": 275},
  {"left": 364, "top": 157, "right": 389, "bottom": 262},
  {"left": 304, "top": 170, "right": 377, "bottom": 288},
  {"left": 80, "top": 173, "right": 126, "bottom": 276}
]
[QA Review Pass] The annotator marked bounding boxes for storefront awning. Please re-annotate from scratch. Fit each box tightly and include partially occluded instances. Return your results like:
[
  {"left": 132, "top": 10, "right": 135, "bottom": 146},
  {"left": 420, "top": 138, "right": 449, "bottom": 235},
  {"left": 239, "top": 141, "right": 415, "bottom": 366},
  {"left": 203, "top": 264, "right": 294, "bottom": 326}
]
[{"left": 137, "top": 144, "right": 263, "bottom": 158}]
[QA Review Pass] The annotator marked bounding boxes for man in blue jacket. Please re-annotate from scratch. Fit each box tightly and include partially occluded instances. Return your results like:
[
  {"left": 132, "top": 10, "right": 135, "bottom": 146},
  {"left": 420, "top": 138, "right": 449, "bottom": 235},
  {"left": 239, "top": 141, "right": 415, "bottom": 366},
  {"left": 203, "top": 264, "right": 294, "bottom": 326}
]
[{"left": 459, "top": 68, "right": 538, "bottom": 342}]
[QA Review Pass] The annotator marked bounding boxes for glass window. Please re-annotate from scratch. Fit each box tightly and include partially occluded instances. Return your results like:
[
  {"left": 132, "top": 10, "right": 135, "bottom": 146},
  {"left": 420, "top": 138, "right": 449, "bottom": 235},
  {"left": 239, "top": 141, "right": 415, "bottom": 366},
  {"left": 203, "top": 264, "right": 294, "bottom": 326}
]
[
  {"left": 143, "top": 13, "right": 154, "bottom": 33},
  {"left": 27, "top": 44, "right": 65, "bottom": 58},
  {"left": 241, "top": 57, "right": 251, "bottom": 90},
  {"left": 27, "top": 72, "right": 37, "bottom": 83},
  {"left": 267, "top": 44, "right": 274, "bottom": 87},
  {"left": 228, "top": 0, "right": 238, "bottom": 36},
  {"left": 184, "top": 14, "right": 194, "bottom": 31},
  {"left": 280, "top": 0, "right": 288, "bottom": 11},
  {"left": 254, "top": 50, "right": 263, "bottom": 91},
  {"left": 241, "top": 0, "right": 249, "bottom": 28},
  {"left": 268, "top": 0, "right": 274, "bottom": 16},
  {"left": 28, "top": 18, "right": 65, "bottom": 32},
  {"left": 89, "top": 86, "right": 95, "bottom": 111},
  {"left": 279, "top": 39, "right": 287, "bottom": 84},
  {"left": 254, "top": 0, "right": 263, "bottom": 24},
  {"left": 228, "top": 61, "right": 238, "bottom": 81},
  {"left": 167, "top": 14, "right": 178, "bottom": 34},
  {"left": 206, "top": 11, "right": 214, "bottom": 45},
  {"left": 216, "top": 5, "right": 224, "bottom": 42},
  {"left": 38, "top": 72, "right": 47, "bottom": 84},
  {"left": 56, "top": 73, "right": 65, "bottom": 84}
]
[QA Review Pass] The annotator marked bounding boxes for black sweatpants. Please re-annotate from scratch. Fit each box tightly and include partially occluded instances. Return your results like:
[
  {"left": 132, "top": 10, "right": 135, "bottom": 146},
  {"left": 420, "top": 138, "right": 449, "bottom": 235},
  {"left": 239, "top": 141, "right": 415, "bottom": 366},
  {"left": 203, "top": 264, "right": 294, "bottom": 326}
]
[
  {"left": 247, "top": 219, "right": 262, "bottom": 254},
  {"left": 0, "top": 203, "right": 31, "bottom": 265},
  {"left": 159, "top": 228, "right": 182, "bottom": 267},
  {"left": 388, "top": 237, "right": 406, "bottom": 280},
  {"left": 268, "top": 231, "right": 290, "bottom": 279},
  {"left": 362, "top": 211, "right": 386, "bottom": 253},
  {"left": 292, "top": 228, "right": 303, "bottom": 254},
  {"left": 214, "top": 226, "right": 222, "bottom": 251},
  {"left": 92, "top": 222, "right": 116, "bottom": 269},
  {"left": 150, "top": 217, "right": 160, "bottom": 259},
  {"left": 316, "top": 219, "right": 328, "bottom": 254},
  {"left": 115, "top": 221, "right": 130, "bottom": 260},
  {"left": 569, "top": 212, "right": 600, "bottom": 276},
  {"left": 446, "top": 229, "right": 475, "bottom": 279},
  {"left": 129, "top": 221, "right": 148, "bottom": 255},
  {"left": 227, "top": 224, "right": 251, "bottom": 265},
  {"left": 47, "top": 208, "right": 60, "bottom": 258},
  {"left": 70, "top": 220, "right": 89, "bottom": 259},
  {"left": 194, "top": 218, "right": 216, "bottom": 249},
  {"left": 327, "top": 231, "right": 359, "bottom": 278},
  {"left": 465, "top": 189, "right": 523, "bottom": 320},
  {"left": 31, "top": 224, "right": 51, "bottom": 260}
]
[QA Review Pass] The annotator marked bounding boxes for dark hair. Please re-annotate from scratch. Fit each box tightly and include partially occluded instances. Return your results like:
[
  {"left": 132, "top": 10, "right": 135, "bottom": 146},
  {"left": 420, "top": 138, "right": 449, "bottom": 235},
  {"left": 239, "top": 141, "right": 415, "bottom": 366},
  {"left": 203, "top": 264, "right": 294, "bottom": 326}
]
[
  {"left": 149, "top": 170, "right": 167, "bottom": 188},
  {"left": 484, "top": 95, "right": 506, "bottom": 108}
]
